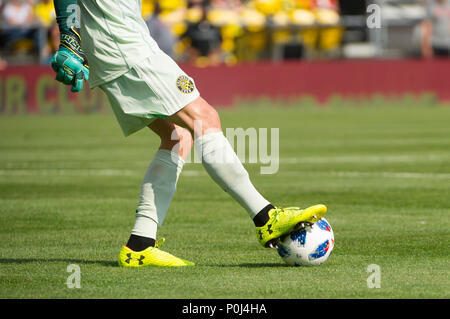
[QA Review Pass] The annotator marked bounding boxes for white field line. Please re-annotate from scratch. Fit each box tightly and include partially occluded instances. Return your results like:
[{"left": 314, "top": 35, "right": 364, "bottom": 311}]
[
  {"left": 0, "top": 168, "right": 205, "bottom": 177},
  {"left": 281, "top": 154, "right": 450, "bottom": 164},
  {"left": 274, "top": 170, "right": 450, "bottom": 179},
  {"left": 326, "top": 171, "right": 450, "bottom": 180},
  {"left": 1, "top": 153, "right": 449, "bottom": 169},
  {"left": 281, "top": 137, "right": 450, "bottom": 147},
  {"left": 0, "top": 169, "right": 449, "bottom": 180},
  {"left": 0, "top": 169, "right": 137, "bottom": 176}
]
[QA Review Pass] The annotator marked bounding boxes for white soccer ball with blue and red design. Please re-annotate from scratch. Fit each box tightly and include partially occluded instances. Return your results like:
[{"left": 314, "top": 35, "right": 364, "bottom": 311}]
[{"left": 277, "top": 218, "right": 334, "bottom": 266}]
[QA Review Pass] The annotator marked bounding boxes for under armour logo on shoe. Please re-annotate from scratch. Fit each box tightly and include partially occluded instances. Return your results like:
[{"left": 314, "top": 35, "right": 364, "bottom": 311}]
[
  {"left": 258, "top": 230, "right": 263, "bottom": 240},
  {"left": 125, "top": 253, "right": 145, "bottom": 265},
  {"left": 267, "top": 224, "right": 273, "bottom": 235}
]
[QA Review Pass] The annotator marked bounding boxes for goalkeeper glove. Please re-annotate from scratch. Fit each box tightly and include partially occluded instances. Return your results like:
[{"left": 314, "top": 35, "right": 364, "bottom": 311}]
[{"left": 51, "top": 26, "right": 89, "bottom": 93}]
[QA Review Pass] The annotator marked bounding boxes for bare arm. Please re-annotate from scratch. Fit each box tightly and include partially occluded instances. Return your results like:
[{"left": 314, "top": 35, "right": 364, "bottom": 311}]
[{"left": 421, "top": 19, "right": 433, "bottom": 59}]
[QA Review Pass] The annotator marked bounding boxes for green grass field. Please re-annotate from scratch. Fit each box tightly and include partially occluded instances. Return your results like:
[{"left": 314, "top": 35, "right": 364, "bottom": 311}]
[{"left": 1, "top": 100, "right": 449, "bottom": 299}]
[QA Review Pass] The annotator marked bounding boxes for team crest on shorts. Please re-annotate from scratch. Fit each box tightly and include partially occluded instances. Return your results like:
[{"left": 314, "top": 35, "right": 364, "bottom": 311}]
[{"left": 176, "top": 75, "right": 195, "bottom": 94}]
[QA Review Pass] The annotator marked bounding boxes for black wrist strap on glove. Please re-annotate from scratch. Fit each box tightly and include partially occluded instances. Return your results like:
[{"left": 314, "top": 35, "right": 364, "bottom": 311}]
[{"left": 60, "top": 26, "right": 89, "bottom": 68}]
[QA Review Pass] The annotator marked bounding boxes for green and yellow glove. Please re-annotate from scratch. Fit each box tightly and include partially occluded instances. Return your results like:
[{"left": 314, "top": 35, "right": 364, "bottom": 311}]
[{"left": 51, "top": 26, "right": 89, "bottom": 92}]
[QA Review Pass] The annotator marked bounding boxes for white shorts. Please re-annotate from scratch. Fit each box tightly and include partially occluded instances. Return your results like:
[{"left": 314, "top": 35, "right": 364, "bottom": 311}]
[{"left": 100, "top": 48, "right": 200, "bottom": 136}]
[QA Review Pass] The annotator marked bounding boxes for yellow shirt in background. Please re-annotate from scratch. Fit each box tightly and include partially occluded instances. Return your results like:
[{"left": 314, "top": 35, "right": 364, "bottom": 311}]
[{"left": 34, "top": 1, "right": 56, "bottom": 27}]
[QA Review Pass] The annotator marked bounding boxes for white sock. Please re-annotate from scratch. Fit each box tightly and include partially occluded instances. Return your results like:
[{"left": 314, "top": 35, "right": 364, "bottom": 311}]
[
  {"left": 131, "top": 149, "right": 184, "bottom": 239},
  {"left": 194, "top": 132, "right": 270, "bottom": 218}
]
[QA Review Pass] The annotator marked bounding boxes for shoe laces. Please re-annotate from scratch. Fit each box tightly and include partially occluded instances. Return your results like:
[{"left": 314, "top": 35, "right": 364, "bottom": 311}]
[
  {"left": 155, "top": 238, "right": 165, "bottom": 249},
  {"left": 269, "top": 207, "right": 284, "bottom": 222},
  {"left": 272, "top": 206, "right": 300, "bottom": 220}
]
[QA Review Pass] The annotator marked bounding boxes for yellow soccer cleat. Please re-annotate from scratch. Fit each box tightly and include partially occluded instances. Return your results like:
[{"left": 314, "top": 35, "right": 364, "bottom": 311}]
[
  {"left": 118, "top": 239, "right": 194, "bottom": 267},
  {"left": 256, "top": 204, "right": 327, "bottom": 248}
]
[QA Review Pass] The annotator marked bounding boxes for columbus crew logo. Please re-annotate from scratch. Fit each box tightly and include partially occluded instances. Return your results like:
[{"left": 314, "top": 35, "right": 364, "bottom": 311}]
[{"left": 176, "top": 75, "right": 195, "bottom": 94}]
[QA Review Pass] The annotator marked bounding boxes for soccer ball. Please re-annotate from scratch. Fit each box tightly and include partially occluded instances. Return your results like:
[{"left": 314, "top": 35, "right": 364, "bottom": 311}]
[{"left": 277, "top": 218, "right": 335, "bottom": 266}]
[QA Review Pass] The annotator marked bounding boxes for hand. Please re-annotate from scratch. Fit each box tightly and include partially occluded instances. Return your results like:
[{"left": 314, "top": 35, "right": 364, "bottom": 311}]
[{"left": 51, "top": 27, "right": 89, "bottom": 92}]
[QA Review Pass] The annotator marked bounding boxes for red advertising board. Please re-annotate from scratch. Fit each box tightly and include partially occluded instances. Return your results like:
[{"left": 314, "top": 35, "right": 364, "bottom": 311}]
[{"left": 1, "top": 59, "right": 449, "bottom": 114}]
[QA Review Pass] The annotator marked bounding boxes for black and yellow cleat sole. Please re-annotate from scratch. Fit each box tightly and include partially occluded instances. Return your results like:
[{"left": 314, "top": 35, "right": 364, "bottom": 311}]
[
  {"left": 118, "top": 245, "right": 194, "bottom": 267},
  {"left": 256, "top": 204, "right": 327, "bottom": 247}
]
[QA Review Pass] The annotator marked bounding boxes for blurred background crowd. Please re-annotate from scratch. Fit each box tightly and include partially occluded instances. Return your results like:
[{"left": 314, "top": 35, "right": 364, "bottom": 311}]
[{"left": 0, "top": 0, "right": 449, "bottom": 70}]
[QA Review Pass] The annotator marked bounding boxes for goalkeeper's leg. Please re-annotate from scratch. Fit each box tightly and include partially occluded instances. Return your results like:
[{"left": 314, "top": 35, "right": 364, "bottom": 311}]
[
  {"left": 168, "top": 97, "right": 327, "bottom": 248},
  {"left": 119, "top": 119, "right": 195, "bottom": 267}
]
